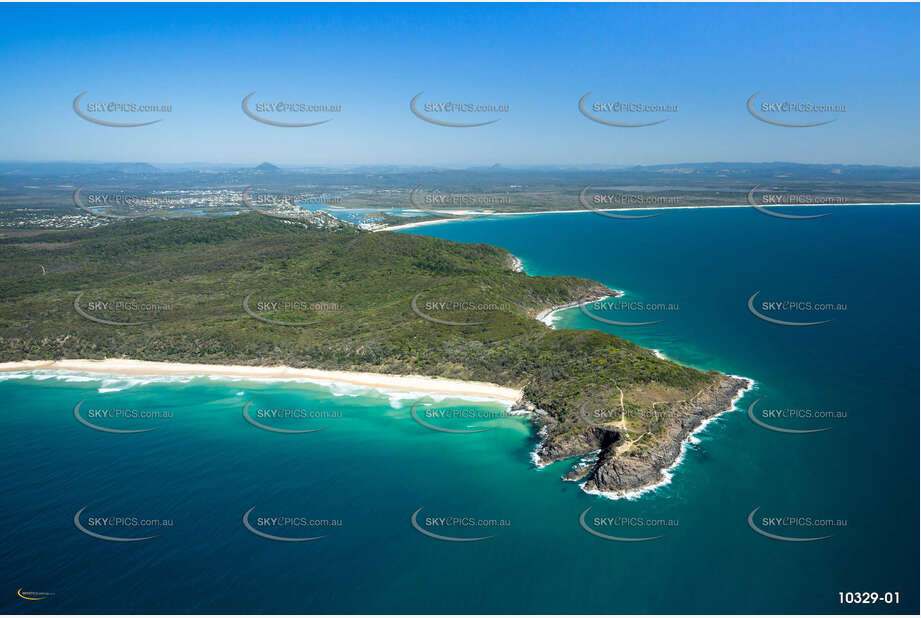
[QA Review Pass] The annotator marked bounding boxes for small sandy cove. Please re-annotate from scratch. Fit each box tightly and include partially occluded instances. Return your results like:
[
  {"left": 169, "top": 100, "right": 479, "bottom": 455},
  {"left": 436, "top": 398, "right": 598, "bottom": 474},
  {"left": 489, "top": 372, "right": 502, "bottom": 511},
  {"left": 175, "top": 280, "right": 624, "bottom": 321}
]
[{"left": 0, "top": 359, "right": 523, "bottom": 404}]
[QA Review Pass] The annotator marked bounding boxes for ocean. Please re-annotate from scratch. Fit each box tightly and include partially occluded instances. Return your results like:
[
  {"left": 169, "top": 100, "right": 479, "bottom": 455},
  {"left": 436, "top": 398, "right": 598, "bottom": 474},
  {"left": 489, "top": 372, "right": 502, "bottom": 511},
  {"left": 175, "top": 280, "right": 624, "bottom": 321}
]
[{"left": 1, "top": 204, "right": 917, "bottom": 614}]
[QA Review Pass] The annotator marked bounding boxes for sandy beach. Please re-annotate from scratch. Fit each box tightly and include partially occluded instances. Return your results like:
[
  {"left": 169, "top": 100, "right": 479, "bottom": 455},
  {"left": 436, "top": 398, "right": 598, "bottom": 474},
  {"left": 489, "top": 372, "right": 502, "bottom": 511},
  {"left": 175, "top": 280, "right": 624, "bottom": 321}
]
[
  {"left": 535, "top": 292, "right": 624, "bottom": 327},
  {"left": 0, "top": 359, "right": 523, "bottom": 404},
  {"left": 377, "top": 202, "right": 916, "bottom": 232}
]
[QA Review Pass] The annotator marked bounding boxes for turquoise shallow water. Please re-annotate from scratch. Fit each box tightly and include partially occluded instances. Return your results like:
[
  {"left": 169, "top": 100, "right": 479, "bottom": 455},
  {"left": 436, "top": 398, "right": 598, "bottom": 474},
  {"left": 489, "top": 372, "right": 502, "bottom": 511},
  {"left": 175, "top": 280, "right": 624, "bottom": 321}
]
[{"left": 1, "top": 205, "right": 918, "bottom": 614}]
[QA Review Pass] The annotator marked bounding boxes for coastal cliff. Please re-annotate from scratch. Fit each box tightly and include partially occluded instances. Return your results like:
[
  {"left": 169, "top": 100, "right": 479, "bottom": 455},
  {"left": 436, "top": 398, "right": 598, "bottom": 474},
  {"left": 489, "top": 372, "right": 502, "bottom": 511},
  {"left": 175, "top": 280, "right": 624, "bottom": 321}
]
[
  {"left": 1, "top": 213, "right": 748, "bottom": 499},
  {"left": 527, "top": 373, "right": 750, "bottom": 496}
]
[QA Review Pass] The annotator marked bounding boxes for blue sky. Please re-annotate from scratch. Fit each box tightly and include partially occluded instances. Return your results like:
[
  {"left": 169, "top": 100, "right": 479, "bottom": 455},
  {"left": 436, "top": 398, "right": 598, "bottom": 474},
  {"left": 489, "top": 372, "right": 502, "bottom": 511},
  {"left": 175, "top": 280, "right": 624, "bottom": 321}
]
[{"left": 0, "top": 2, "right": 917, "bottom": 166}]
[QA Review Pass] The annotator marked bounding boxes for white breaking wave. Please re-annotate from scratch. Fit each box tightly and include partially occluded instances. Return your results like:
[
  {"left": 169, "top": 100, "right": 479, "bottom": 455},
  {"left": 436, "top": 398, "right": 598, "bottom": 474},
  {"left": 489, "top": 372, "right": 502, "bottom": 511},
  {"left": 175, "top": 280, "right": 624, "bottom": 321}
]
[
  {"left": 4, "top": 369, "right": 517, "bottom": 411},
  {"left": 581, "top": 375, "right": 755, "bottom": 501}
]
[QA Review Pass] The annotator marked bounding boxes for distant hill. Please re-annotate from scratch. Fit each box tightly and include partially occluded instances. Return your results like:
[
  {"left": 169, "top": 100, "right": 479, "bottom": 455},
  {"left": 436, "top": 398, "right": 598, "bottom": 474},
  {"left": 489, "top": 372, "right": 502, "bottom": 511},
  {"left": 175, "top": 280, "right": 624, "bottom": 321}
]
[
  {"left": 0, "top": 160, "right": 916, "bottom": 179},
  {"left": 0, "top": 162, "right": 160, "bottom": 176},
  {"left": 627, "top": 161, "right": 919, "bottom": 180}
]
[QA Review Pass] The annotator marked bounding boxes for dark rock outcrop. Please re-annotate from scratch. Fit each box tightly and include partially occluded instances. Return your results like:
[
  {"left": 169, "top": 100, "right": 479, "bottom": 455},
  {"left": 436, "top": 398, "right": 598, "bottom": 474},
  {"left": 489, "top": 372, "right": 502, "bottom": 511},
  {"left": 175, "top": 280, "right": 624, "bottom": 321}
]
[{"left": 531, "top": 373, "right": 751, "bottom": 495}]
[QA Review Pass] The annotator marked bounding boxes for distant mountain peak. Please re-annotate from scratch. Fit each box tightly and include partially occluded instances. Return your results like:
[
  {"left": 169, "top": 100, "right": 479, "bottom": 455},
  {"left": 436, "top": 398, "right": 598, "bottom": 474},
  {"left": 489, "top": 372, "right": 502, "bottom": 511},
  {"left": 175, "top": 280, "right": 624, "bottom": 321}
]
[{"left": 254, "top": 162, "right": 281, "bottom": 172}]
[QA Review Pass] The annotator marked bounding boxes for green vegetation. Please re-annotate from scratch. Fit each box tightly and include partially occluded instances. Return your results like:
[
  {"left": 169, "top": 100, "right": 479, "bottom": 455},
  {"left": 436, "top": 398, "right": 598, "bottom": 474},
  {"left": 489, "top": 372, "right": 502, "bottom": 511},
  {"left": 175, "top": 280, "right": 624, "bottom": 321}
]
[
  {"left": 0, "top": 213, "right": 714, "bottom": 435},
  {"left": 1, "top": 162, "right": 917, "bottom": 230}
]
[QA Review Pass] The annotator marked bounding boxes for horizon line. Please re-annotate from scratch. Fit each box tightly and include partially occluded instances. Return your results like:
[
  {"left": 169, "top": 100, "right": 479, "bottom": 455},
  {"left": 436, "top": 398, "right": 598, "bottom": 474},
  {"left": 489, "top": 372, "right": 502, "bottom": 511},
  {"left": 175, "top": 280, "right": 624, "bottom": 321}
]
[{"left": 1, "top": 159, "right": 919, "bottom": 170}]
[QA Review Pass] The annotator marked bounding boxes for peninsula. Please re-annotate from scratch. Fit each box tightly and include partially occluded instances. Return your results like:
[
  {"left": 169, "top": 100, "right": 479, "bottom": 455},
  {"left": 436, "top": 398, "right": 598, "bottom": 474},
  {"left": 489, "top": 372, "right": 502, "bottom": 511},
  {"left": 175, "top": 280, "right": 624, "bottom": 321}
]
[{"left": 0, "top": 213, "right": 749, "bottom": 496}]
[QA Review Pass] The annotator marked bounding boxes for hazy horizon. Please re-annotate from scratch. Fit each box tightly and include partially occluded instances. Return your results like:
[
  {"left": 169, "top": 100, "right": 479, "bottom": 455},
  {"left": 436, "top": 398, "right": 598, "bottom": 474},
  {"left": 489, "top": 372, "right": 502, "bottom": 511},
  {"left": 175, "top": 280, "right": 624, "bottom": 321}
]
[{"left": 2, "top": 159, "right": 918, "bottom": 169}]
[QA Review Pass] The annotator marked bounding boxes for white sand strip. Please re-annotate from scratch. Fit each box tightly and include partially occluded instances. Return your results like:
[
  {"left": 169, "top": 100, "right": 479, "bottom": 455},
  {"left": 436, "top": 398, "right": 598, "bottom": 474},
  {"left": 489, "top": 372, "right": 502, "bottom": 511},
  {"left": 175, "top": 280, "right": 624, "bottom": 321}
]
[{"left": 0, "top": 359, "right": 523, "bottom": 404}]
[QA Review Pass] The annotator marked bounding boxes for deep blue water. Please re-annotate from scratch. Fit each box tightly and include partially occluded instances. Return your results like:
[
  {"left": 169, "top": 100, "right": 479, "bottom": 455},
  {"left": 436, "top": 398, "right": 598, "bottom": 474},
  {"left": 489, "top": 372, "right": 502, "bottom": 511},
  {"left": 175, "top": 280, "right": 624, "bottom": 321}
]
[{"left": 1, "top": 205, "right": 917, "bottom": 614}]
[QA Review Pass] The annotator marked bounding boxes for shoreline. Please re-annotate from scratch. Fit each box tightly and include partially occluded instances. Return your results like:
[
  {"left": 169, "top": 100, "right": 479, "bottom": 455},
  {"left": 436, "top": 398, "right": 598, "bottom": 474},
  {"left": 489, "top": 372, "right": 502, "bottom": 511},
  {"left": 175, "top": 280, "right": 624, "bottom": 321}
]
[
  {"left": 535, "top": 291, "right": 624, "bottom": 327},
  {"left": 533, "top": 291, "right": 757, "bottom": 500},
  {"left": 377, "top": 201, "right": 917, "bottom": 232},
  {"left": 579, "top": 374, "right": 755, "bottom": 501},
  {"left": 0, "top": 359, "right": 523, "bottom": 404},
  {"left": 528, "top": 284, "right": 755, "bottom": 500}
]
